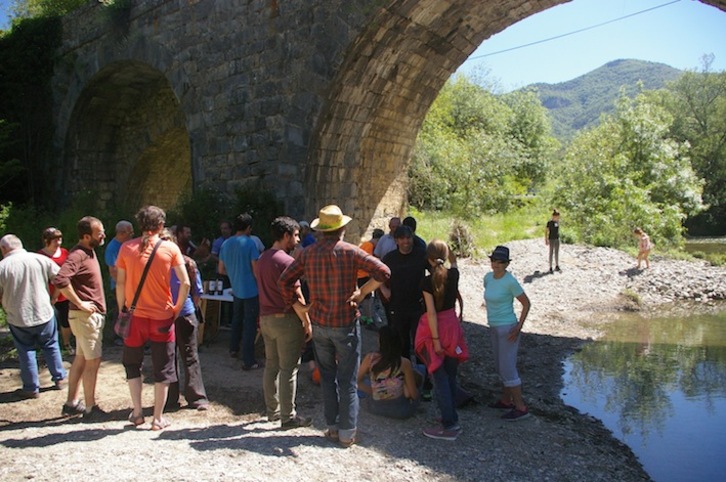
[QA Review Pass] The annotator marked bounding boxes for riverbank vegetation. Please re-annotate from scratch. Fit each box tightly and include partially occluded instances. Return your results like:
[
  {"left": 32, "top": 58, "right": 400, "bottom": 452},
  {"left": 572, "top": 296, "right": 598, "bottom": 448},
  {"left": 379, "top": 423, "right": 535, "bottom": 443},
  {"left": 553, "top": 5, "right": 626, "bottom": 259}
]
[{"left": 409, "top": 58, "right": 726, "bottom": 255}]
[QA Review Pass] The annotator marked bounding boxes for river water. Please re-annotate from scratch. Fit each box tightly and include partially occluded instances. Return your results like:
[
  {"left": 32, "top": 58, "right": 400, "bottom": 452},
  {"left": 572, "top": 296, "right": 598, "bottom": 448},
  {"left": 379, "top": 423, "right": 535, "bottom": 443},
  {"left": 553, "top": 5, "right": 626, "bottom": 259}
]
[{"left": 561, "top": 308, "right": 726, "bottom": 481}]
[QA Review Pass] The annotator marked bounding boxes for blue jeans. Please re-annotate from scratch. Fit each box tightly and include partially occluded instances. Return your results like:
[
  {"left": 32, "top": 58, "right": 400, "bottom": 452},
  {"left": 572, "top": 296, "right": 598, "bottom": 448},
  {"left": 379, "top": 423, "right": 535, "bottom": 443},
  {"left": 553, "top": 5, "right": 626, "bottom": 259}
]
[
  {"left": 432, "top": 356, "right": 459, "bottom": 429},
  {"left": 230, "top": 295, "right": 259, "bottom": 367},
  {"left": 9, "top": 317, "right": 67, "bottom": 392},
  {"left": 312, "top": 321, "right": 361, "bottom": 441}
]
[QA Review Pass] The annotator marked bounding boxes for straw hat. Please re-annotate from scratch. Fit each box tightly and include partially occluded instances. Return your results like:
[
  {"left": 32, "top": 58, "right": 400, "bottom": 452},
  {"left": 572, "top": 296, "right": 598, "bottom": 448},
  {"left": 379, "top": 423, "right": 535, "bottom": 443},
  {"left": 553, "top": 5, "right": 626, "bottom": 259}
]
[{"left": 310, "top": 205, "right": 352, "bottom": 232}]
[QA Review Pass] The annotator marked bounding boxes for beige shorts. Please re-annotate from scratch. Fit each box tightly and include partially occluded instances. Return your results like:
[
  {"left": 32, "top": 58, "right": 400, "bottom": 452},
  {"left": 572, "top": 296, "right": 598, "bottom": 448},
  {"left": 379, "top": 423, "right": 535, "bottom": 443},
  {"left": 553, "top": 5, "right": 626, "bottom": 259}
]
[{"left": 69, "top": 310, "right": 105, "bottom": 360}]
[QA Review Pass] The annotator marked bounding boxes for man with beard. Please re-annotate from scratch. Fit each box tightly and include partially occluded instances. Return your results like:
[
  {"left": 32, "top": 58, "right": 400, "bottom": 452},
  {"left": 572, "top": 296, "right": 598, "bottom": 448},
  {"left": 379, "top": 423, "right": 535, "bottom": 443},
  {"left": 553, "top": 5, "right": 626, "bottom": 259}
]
[
  {"left": 257, "top": 217, "right": 313, "bottom": 428},
  {"left": 53, "top": 216, "right": 108, "bottom": 420}
]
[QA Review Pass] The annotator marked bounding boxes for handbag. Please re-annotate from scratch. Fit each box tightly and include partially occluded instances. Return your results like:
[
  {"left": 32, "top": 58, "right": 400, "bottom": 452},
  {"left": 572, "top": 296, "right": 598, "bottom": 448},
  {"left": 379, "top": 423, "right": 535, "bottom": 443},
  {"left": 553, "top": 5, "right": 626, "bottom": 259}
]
[{"left": 114, "top": 239, "right": 163, "bottom": 339}]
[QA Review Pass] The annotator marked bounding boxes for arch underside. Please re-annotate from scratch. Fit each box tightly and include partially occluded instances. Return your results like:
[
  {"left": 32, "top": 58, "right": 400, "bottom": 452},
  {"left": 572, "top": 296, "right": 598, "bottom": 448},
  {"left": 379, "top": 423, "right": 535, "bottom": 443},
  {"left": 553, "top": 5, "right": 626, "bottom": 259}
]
[
  {"left": 63, "top": 60, "right": 191, "bottom": 212},
  {"left": 308, "top": 0, "right": 726, "bottom": 238}
]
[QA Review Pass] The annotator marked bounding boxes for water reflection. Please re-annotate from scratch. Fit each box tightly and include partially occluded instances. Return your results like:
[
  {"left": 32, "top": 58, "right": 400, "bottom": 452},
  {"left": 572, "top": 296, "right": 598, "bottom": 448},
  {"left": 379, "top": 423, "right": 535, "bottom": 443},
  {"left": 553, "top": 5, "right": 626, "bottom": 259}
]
[{"left": 561, "top": 309, "right": 726, "bottom": 482}]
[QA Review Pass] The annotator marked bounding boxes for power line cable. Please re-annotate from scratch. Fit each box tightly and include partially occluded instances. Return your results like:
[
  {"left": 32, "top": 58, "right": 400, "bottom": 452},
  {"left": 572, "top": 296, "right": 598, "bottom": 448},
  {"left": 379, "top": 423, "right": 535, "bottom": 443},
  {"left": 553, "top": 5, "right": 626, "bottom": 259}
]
[{"left": 468, "top": 0, "right": 683, "bottom": 60}]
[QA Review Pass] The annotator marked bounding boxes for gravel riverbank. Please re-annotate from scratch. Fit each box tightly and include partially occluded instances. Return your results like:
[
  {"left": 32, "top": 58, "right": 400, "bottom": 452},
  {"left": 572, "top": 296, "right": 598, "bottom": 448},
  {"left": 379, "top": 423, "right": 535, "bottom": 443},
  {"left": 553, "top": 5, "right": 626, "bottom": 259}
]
[{"left": 1, "top": 240, "right": 723, "bottom": 481}]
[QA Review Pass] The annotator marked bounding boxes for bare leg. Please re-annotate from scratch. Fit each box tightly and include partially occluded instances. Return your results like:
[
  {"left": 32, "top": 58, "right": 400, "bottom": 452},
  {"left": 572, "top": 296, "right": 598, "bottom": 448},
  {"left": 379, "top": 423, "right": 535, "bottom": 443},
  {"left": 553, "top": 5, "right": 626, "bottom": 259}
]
[
  {"left": 153, "top": 382, "right": 170, "bottom": 424},
  {"left": 66, "top": 355, "right": 85, "bottom": 405},
  {"left": 128, "top": 377, "right": 143, "bottom": 418},
  {"left": 82, "top": 357, "right": 102, "bottom": 409}
]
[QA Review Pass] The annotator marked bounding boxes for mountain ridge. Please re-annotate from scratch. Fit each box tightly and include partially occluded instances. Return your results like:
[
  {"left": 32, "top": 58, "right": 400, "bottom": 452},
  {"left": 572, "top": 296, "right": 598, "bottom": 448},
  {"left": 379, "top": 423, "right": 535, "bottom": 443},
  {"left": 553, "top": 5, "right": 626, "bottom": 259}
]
[{"left": 525, "top": 58, "right": 683, "bottom": 141}]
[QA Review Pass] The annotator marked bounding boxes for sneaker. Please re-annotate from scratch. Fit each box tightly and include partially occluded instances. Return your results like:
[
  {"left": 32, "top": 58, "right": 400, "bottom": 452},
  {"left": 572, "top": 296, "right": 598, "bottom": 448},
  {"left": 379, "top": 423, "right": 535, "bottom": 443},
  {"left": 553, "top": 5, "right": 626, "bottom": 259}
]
[
  {"left": 16, "top": 389, "right": 39, "bottom": 400},
  {"left": 548, "top": 267, "right": 554, "bottom": 274},
  {"left": 242, "top": 362, "right": 261, "bottom": 371},
  {"left": 488, "top": 399, "right": 515, "bottom": 410},
  {"left": 421, "top": 387, "right": 433, "bottom": 401},
  {"left": 267, "top": 413, "right": 281, "bottom": 422},
  {"left": 82, "top": 405, "right": 108, "bottom": 423},
  {"left": 502, "top": 407, "right": 531, "bottom": 421},
  {"left": 53, "top": 379, "right": 68, "bottom": 391},
  {"left": 62, "top": 400, "right": 86, "bottom": 416},
  {"left": 555, "top": 266, "right": 561, "bottom": 272},
  {"left": 422, "top": 425, "right": 461, "bottom": 441},
  {"left": 281, "top": 415, "right": 313, "bottom": 430}
]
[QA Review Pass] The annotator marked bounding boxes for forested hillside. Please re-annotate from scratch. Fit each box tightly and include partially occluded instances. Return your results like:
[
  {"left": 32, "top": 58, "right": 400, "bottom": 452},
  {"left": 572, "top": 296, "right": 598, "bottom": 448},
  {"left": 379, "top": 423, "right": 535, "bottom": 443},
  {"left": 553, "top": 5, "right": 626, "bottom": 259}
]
[{"left": 532, "top": 59, "right": 682, "bottom": 140}]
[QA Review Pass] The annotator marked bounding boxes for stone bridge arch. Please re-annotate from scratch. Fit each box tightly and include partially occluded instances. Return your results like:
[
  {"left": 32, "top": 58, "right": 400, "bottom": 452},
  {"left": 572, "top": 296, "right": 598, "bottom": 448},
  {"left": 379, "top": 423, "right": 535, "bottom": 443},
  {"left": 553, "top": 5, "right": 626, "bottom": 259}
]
[{"left": 53, "top": 0, "right": 726, "bottom": 239}]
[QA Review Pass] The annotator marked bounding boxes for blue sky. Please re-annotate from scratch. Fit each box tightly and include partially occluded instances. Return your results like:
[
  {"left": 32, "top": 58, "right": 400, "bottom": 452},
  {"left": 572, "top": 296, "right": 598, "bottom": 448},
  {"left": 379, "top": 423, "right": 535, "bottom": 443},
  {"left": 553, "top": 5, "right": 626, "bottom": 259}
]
[
  {"left": 458, "top": 0, "right": 726, "bottom": 91},
  {"left": 2, "top": 0, "right": 725, "bottom": 92}
]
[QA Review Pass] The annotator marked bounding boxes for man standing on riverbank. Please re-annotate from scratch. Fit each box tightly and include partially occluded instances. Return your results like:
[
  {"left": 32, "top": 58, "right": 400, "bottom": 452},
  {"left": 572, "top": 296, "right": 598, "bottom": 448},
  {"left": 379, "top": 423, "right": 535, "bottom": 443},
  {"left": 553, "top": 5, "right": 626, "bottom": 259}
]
[
  {"left": 279, "top": 205, "right": 390, "bottom": 447},
  {"left": 0, "top": 234, "right": 67, "bottom": 399},
  {"left": 53, "top": 216, "right": 108, "bottom": 420}
]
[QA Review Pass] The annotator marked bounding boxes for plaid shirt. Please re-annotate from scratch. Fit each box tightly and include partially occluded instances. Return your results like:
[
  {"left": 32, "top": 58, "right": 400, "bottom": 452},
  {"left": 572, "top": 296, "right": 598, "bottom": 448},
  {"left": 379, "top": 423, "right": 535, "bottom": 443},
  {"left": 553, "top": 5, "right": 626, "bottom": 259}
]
[{"left": 279, "top": 235, "right": 390, "bottom": 328}]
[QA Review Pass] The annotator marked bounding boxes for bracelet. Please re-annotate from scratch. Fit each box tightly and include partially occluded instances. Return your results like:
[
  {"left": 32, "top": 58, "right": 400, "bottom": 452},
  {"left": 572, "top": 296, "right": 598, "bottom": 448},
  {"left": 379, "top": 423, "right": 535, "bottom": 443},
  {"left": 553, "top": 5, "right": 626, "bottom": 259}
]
[{"left": 432, "top": 337, "right": 439, "bottom": 340}]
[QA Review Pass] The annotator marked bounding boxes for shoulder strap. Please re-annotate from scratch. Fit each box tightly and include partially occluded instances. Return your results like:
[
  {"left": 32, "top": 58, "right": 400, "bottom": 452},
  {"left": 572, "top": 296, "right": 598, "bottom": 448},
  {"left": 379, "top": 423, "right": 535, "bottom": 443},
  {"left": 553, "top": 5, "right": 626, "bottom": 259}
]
[{"left": 128, "top": 239, "right": 163, "bottom": 311}]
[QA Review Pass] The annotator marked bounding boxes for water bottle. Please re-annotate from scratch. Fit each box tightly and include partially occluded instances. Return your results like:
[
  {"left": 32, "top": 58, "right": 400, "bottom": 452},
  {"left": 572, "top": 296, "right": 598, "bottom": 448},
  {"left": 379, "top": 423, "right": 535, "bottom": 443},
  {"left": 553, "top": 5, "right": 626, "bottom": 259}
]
[{"left": 216, "top": 279, "right": 223, "bottom": 296}]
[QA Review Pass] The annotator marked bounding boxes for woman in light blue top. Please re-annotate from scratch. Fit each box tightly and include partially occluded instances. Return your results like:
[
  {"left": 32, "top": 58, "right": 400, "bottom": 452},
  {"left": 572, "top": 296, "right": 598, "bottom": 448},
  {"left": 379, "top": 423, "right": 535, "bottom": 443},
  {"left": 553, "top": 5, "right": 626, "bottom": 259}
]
[{"left": 483, "top": 245, "right": 531, "bottom": 421}]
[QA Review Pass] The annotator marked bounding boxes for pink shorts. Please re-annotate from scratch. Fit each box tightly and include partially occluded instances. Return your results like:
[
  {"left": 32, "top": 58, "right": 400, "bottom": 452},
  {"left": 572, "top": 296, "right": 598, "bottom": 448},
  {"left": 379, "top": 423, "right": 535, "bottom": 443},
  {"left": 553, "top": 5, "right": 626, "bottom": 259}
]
[{"left": 125, "top": 314, "right": 175, "bottom": 347}]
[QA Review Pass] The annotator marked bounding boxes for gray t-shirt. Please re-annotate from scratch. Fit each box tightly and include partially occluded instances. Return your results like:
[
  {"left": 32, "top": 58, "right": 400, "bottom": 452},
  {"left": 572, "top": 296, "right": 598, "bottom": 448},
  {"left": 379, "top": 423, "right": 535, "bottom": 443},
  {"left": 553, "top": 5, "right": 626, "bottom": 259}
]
[{"left": 0, "top": 249, "right": 60, "bottom": 327}]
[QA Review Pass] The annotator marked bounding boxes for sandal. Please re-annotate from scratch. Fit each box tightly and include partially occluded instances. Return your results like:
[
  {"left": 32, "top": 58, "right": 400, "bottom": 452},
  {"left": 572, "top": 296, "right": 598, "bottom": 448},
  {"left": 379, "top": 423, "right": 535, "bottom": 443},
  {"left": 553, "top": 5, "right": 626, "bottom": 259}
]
[
  {"left": 151, "top": 418, "right": 171, "bottom": 431},
  {"left": 323, "top": 429, "right": 339, "bottom": 443},
  {"left": 128, "top": 411, "right": 145, "bottom": 427}
]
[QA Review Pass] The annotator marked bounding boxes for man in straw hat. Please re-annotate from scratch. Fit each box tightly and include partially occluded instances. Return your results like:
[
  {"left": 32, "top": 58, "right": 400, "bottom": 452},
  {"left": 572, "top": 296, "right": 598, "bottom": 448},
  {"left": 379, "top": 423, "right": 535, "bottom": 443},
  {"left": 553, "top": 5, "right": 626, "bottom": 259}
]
[{"left": 279, "top": 205, "right": 390, "bottom": 447}]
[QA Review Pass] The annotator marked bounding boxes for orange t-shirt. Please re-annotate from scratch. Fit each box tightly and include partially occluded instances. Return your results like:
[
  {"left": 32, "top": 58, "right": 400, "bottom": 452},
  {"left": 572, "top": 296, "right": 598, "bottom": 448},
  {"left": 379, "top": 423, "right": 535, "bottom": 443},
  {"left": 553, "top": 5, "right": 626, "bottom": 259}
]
[
  {"left": 116, "top": 237, "right": 184, "bottom": 320},
  {"left": 357, "top": 240, "right": 375, "bottom": 279}
]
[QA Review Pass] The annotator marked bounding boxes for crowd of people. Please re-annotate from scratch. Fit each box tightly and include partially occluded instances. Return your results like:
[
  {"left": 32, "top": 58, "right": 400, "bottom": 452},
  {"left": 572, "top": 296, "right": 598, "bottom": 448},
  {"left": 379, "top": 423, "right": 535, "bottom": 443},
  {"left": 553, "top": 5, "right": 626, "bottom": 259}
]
[{"left": 0, "top": 202, "right": 538, "bottom": 443}]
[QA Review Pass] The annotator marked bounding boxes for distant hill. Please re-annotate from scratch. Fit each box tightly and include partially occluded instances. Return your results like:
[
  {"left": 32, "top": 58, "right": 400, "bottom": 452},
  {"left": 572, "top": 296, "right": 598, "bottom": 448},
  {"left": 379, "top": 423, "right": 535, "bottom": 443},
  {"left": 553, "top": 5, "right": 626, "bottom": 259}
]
[{"left": 528, "top": 59, "right": 683, "bottom": 141}]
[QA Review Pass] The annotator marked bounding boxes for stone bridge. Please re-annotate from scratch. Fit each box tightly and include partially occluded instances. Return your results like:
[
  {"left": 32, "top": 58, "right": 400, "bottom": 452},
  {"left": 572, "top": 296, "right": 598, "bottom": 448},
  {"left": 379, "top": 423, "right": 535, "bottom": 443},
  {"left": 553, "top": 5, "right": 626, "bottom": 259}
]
[{"left": 53, "top": 0, "right": 726, "bottom": 238}]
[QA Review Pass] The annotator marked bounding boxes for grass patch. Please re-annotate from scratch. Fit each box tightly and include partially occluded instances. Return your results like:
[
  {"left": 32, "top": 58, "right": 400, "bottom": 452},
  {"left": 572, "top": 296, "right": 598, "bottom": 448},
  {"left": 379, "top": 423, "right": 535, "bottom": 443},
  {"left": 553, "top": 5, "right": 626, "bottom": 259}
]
[{"left": 410, "top": 205, "right": 548, "bottom": 258}]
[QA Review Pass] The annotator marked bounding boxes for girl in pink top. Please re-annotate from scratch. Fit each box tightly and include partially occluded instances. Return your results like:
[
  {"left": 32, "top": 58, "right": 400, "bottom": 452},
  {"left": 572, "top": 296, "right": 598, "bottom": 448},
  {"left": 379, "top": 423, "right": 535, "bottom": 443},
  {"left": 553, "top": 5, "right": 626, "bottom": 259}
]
[{"left": 633, "top": 227, "right": 653, "bottom": 269}]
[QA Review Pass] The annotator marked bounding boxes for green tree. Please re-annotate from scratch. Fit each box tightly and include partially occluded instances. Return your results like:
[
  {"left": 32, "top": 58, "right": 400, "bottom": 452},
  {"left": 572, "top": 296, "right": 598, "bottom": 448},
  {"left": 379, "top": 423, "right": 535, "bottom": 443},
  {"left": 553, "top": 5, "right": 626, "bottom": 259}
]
[
  {"left": 409, "top": 75, "right": 556, "bottom": 217},
  {"left": 659, "top": 55, "right": 726, "bottom": 235},
  {"left": 10, "top": 0, "right": 85, "bottom": 19},
  {"left": 549, "top": 90, "right": 704, "bottom": 247}
]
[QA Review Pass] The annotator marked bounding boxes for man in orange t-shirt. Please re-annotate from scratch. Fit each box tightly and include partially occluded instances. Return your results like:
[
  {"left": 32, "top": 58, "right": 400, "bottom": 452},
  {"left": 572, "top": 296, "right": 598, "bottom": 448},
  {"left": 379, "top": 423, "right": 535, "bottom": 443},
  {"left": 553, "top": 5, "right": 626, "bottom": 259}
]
[{"left": 116, "top": 205, "right": 190, "bottom": 431}]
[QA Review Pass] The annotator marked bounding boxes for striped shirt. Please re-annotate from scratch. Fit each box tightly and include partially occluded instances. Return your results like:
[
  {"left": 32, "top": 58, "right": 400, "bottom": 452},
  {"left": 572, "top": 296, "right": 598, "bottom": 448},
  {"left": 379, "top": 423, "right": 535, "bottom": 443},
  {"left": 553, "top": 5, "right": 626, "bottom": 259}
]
[{"left": 279, "top": 235, "right": 390, "bottom": 328}]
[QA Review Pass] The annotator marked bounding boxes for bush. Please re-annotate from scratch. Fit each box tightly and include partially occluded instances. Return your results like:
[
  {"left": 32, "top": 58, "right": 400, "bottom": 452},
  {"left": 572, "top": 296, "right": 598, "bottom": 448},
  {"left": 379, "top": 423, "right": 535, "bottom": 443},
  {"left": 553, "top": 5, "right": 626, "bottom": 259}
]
[{"left": 449, "top": 219, "right": 475, "bottom": 258}]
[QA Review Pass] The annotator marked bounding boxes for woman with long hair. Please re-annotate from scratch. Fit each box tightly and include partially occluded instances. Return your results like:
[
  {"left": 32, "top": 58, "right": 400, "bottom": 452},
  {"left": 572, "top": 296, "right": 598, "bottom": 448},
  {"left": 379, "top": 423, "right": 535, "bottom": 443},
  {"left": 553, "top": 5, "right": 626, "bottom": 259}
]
[
  {"left": 415, "top": 240, "right": 468, "bottom": 440},
  {"left": 357, "top": 325, "right": 422, "bottom": 419}
]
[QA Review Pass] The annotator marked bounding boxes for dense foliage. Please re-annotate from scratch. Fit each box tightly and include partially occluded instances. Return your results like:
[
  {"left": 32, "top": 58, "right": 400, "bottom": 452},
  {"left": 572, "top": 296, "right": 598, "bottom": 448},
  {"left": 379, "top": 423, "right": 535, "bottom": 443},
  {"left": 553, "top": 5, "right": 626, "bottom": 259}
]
[
  {"left": 0, "top": 16, "right": 61, "bottom": 208},
  {"left": 534, "top": 59, "right": 682, "bottom": 141},
  {"left": 408, "top": 75, "right": 558, "bottom": 218},
  {"left": 547, "top": 91, "right": 704, "bottom": 248},
  {"left": 656, "top": 57, "right": 726, "bottom": 235},
  {"left": 8, "top": 0, "right": 85, "bottom": 20}
]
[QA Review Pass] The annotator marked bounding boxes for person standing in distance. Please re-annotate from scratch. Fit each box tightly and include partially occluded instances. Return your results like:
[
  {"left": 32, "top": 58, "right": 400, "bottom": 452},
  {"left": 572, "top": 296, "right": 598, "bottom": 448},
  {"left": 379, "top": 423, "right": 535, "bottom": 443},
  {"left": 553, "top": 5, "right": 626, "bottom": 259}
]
[{"left": 545, "top": 210, "right": 561, "bottom": 274}]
